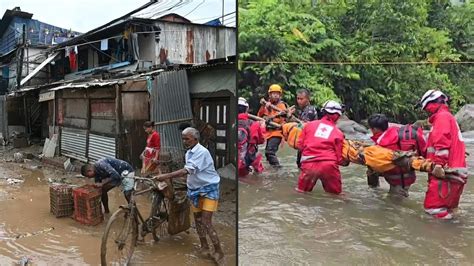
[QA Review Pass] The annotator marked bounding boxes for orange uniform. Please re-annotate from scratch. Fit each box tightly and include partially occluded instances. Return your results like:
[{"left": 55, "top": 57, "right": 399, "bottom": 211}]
[{"left": 257, "top": 101, "right": 288, "bottom": 139}]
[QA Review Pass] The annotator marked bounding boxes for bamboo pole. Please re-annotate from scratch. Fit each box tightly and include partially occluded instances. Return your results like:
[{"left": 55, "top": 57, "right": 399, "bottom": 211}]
[{"left": 260, "top": 98, "right": 303, "bottom": 124}]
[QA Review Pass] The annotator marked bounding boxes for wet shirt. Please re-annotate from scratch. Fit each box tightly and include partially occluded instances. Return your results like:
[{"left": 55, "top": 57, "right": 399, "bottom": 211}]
[
  {"left": 184, "top": 143, "right": 220, "bottom": 190},
  {"left": 94, "top": 157, "right": 134, "bottom": 183},
  {"left": 296, "top": 105, "right": 318, "bottom": 122}
]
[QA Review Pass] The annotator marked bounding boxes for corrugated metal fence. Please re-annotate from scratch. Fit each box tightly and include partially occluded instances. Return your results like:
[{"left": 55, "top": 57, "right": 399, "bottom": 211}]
[
  {"left": 151, "top": 70, "right": 193, "bottom": 155},
  {"left": 88, "top": 133, "right": 116, "bottom": 162}
]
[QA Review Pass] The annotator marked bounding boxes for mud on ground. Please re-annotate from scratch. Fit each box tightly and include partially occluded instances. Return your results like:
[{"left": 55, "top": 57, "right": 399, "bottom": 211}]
[{"left": 0, "top": 145, "right": 236, "bottom": 265}]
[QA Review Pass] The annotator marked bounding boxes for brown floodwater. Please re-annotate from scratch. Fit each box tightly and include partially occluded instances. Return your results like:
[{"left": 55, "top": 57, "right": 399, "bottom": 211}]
[
  {"left": 0, "top": 163, "right": 236, "bottom": 265},
  {"left": 239, "top": 138, "right": 474, "bottom": 265}
]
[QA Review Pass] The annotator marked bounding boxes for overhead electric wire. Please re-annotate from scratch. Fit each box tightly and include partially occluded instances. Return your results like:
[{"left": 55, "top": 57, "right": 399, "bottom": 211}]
[
  {"left": 183, "top": 0, "right": 206, "bottom": 17},
  {"left": 240, "top": 60, "right": 474, "bottom": 65},
  {"left": 192, "top": 11, "right": 236, "bottom": 22}
]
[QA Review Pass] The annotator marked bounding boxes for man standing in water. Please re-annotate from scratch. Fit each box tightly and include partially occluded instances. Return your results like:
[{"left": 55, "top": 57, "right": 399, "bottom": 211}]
[
  {"left": 238, "top": 97, "right": 265, "bottom": 177},
  {"left": 155, "top": 127, "right": 224, "bottom": 264},
  {"left": 418, "top": 89, "right": 467, "bottom": 220},
  {"left": 288, "top": 88, "right": 319, "bottom": 168},
  {"left": 366, "top": 113, "right": 426, "bottom": 196},
  {"left": 296, "top": 100, "right": 346, "bottom": 194},
  {"left": 257, "top": 84, "right": 288, "bottom": 167}
]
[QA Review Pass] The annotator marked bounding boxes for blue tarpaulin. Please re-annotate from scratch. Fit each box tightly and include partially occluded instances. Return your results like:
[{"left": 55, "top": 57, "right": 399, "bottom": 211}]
[{"left": 204, "top": 18, "right": 222, "bottom": 26}]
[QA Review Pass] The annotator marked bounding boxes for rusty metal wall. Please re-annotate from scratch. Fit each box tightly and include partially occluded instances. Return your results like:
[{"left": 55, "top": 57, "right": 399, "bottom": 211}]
[
  {"left": 88, "top": 133, "right": 116, "bottom": 162},
  {"left": 60, "top": 127, "right": 88, "bottom": 162},
  {"left": 156, "top": 22, "right": 236, "bottom": 65},
  {"left": 151, "top": 70, "right": 193, "bottom": 152}
]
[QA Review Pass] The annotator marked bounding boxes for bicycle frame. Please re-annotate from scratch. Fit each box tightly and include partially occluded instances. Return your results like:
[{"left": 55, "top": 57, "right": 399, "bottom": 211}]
[{"left": 126, "top": 177, "right": 168, "bottom": 237}]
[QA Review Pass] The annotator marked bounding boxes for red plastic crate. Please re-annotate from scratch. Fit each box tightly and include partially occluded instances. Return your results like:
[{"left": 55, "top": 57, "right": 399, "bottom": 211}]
[{"left": 73, "top": 184, "right": 103, "bottom": 226}]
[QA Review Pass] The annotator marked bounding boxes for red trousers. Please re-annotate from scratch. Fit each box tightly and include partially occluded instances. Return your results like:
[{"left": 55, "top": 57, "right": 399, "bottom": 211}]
[
  {"left": 238, "top": 153, "right": 264, "bottom": 177},
  {"left": 424, "top": 175, "right": 465, "bottom": 211},
  {"left": 383, "top": 176, "right": 416, "bottom": 188},
  {"left": 297, "top": 161, "right": 341, "bottom": 194}
]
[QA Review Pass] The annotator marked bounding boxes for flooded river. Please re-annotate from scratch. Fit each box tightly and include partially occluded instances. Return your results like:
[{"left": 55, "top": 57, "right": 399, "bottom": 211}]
[
  {"left": 0, "top": 162, "right": 236, "bottom": 265},
  {"left": 239, "top": 138, "right": 474, "bottom": 265}
]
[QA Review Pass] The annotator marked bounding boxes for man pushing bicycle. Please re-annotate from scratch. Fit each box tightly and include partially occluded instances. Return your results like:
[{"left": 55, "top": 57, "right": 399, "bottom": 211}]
[{"left": 154, "top": 127, "right": 225, "bottom": 265}]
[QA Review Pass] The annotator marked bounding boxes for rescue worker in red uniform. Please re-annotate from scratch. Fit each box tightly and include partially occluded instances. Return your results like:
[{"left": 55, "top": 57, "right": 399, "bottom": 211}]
[
  {"left": 367, "top": 114, "right": 426, "bottom": 196},
  {"left": 238, "top": 97, "right": 265, "bottom": 177},
  {"left": 296, "top": 100, "right": 346, "bottom": 194},
  {"left": 257, "top": 84, "right": 288, "bottom": 167},
  {"left": 418, "top": 89, "right": 468, "bottom": 220}
]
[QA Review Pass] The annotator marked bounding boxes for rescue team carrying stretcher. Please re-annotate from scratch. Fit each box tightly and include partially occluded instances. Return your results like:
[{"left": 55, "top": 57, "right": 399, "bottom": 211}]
[{"left": 238, "top": 85, "right": 468, "bottom": 220}]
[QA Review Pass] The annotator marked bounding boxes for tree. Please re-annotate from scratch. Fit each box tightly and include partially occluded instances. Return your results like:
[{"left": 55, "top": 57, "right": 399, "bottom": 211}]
[{"left": 239, "top": 0, "right": 469, "bottom": 123}]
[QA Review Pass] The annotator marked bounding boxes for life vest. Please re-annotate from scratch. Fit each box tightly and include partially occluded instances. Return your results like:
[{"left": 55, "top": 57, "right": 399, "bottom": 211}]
[
  {"left": 397, "top": 124, "right": 422, "bottom": 154},
  {"left": 282, "top": 122, "right": 303, "bottom": 149}
]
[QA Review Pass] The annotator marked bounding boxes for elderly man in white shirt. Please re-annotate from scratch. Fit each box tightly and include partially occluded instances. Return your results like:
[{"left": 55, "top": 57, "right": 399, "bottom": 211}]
[{"left": 156, "top": 127, "right": 224, "bottom": 264}]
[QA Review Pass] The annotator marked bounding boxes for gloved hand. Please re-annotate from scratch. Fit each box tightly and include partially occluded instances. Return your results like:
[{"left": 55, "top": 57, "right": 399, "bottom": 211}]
[{"left": 432, "top": 164, "right": 445, "bottom": 178}]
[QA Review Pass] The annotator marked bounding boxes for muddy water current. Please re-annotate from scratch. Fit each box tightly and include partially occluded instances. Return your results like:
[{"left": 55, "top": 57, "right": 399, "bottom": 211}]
[
  {"left": 239, "top": 138, "right": 474, "bottom": 265},
  {"left": 0, "top": 164, "right": 235, "bottom": 265}
]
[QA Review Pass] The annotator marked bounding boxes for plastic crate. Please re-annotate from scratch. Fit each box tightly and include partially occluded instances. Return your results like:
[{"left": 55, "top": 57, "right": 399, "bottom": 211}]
[
  {"left": 50, "top": 184, "right": 74, "bottom": 218},
  {"left": 73, "top": 184, "right": 103, "bottom": 226}
]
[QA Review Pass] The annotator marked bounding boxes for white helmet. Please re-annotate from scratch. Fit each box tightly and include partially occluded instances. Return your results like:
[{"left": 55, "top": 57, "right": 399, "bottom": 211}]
[
  {"left": 419, "top": 89, "right": 447, "bottom": 110},
  {"left": 322, "top": 100, "right": 344, "bottom": 115},
  {"left": 238, "top": 97, "right": 249, "bottom": 107}
]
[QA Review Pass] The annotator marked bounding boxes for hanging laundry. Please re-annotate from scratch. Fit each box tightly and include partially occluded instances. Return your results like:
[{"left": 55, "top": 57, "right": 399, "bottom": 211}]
[
  {"left": 100, "top": 39, "right": 108, "bottom": 50},
  {"left": 74, "top": 46, "right": 78, "bottom": 54},
  {"left": 69, "top": 48, "right": 77, "bottom": 71},
  {"left": 65, "top": 46, "right": 70, "bottom": 57},
  {"left": 131, "top": 33, "right": 140, "bottom": 61}
]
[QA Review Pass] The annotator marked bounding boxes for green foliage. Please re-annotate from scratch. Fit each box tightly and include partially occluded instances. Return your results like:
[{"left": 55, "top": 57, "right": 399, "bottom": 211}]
[{"left": 239, "top": 0, "right": 472, "bottom": 123}]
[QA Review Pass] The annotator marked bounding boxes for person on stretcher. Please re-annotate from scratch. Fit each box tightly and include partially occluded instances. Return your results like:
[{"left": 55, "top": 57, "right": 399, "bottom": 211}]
[{"left": 281, "top": 122, "right": 464, "bottom": 183}]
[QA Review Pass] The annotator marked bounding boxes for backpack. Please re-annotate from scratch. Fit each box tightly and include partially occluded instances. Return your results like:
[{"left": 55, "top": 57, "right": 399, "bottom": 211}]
[
  {"left": 397, "top": 124, "right": 422, "bottom": 155},
  {"left": 238, "top": 119, "right": 253, "bottom": 163}
]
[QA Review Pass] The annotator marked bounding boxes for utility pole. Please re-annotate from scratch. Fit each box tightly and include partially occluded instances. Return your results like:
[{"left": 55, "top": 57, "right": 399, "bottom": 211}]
[
  {"left": 16, "top": 24, "right": 26, "bottom": 91},
  {"left": 222, "top": 0, "right": 224, "bottom": 25}
]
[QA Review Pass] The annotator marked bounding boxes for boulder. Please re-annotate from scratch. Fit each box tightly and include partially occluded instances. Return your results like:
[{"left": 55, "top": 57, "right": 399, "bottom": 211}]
[
  {"left": 455, "top": 104, "right": 474, "bottom": 132},
  {"left": 337, "top": 116, "right": 371, "bottom": 141},
  {"left": 462, "top": 130, "right": 474, "bottom": 144}
]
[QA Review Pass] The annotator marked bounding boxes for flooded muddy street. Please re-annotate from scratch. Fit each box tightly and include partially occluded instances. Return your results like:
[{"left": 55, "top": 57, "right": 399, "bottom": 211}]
[
  {"left": 0, "top": 157, "right": 236, "bottom": 265},
  {"left": 239, "top": 139, "right": 474, "bottom": 265}
]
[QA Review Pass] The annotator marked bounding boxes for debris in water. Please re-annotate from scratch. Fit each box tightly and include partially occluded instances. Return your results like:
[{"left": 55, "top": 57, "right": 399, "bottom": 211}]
[
  {"left": 6, "top": 178, "right": 23, "bottom": 185},
  {"left": 13, "top": 152, "right": 24, "bottom": 163},
  {"left": 14, "top": 227, "right": 55, "bottom": 239},
  {"left": 18, "top": 256, "right": 30, "bottom": 266}
]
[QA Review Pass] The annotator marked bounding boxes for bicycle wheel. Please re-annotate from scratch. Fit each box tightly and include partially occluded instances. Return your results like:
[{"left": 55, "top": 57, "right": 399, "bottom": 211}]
[
  {"left": 101, "top": 207, "right": 138, "bottom": 266},
  {"left": 151, "top": 198, "right": 169, "bottom": 242}
]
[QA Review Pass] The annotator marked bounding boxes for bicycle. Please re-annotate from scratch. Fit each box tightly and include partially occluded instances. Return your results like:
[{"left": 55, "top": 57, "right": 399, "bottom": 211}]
[{"left": 100, "top": 175, "right": 189, "bottom": 265}]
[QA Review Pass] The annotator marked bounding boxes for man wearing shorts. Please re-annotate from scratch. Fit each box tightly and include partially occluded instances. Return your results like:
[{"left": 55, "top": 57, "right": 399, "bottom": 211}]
[
  {"left": 81, "top": 157, "right": 135, "bottom": 214},
  {"left": 155, "top": 127, "right": 224, "bottom": 264}
]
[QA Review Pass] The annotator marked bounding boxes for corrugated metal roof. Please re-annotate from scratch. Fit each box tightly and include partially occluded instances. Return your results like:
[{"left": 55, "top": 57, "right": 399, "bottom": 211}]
[
  {"left": 48, "top": 80, "right": 125, "bottom": 91},
  {"left": 151, "top": 70, "right": 193, "bottom": 151}
]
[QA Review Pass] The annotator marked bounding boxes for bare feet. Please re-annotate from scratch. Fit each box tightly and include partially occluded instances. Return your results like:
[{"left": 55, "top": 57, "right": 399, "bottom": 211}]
[
  {"left": 212, "top": 251, "right": 225, "bottom": 265},
  {"left": 198, "top": 247, "right": 211, "bottom": 258}
]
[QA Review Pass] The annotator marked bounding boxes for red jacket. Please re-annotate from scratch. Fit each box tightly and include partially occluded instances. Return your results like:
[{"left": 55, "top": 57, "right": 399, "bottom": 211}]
[
  {"left": 297, "top": 116, "right": 344, "bottom": 164},
  {"left": 426, "top": 105, "right": 466, "bottom": 168},
  {"left": 371, "top": 126, "right": 426, "bottom": 155},
  {"left": 238, "top": 113, "right": 265, "bottom": 145},
  {"left": 371, "top": 126, "right": 426, "bottom": 180}
]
